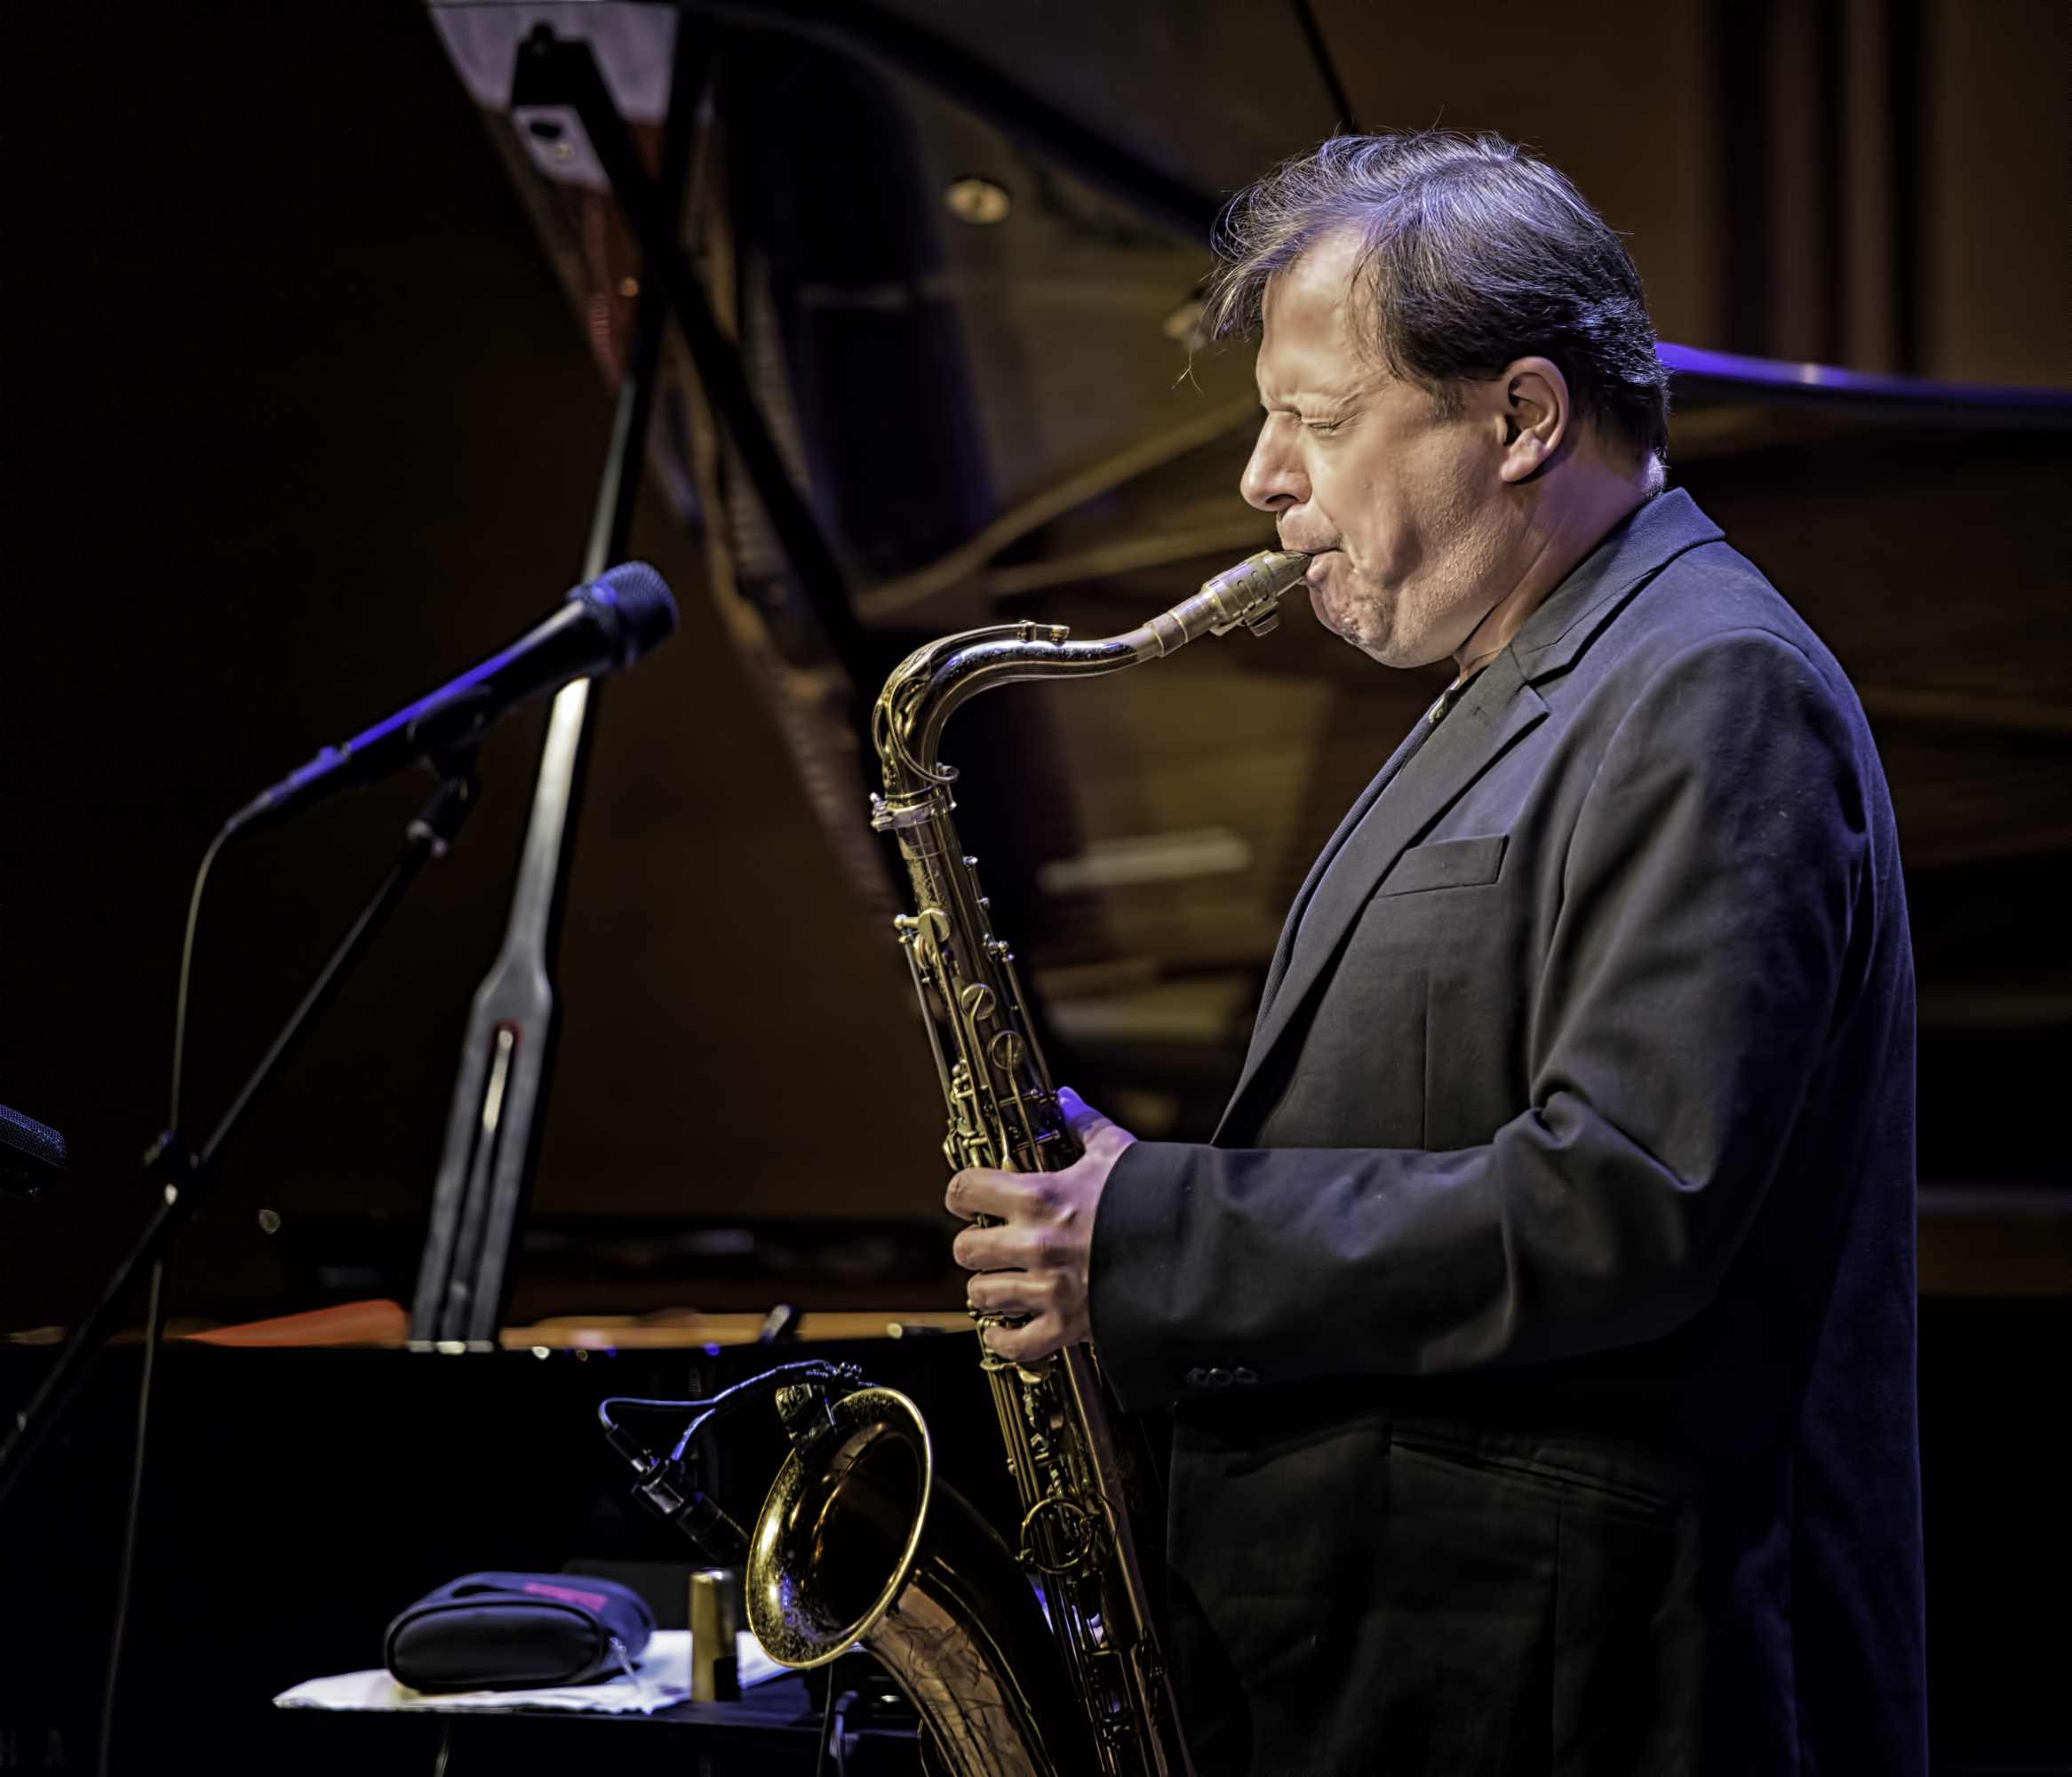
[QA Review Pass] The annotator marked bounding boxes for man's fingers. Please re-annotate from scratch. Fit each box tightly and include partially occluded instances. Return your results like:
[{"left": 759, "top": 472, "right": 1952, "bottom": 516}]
[
  {"left": 952, "top": 1222, "right": 1038, "bottom": 1273},
  {"left": 954, "top": 1222, "right": 1085, "bottom": 1274},
  {"left": 1057, "top": 1086, "right": 1135, "bottom": 1155},
  {"left": 1056, "top": 1086, "right": 1114, "bottom": 1142},
  {"left": 967, "top": 1268, "right": 1075, "bottom": 1317},
  {"left": 944, "top": 1166, "right": 1035, "bottom": 1223},
  {"left": 967, "top": 1255, "right": 1089, "bottom": 1363},
  {"left": 981, "top": 1316, "right": 1069, "bottom": 1365},
  {"left": 965, "top": 1270, "right": 1067, "bottom": 1362}
]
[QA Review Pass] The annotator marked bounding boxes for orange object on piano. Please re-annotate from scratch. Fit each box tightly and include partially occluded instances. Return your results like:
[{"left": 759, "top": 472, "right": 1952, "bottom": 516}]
[{"left": 182, "top": 1298, "right": 408, "bottom": 1348}]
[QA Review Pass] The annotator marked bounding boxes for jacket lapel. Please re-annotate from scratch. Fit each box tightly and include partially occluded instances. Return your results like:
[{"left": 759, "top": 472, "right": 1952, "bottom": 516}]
[
  {"left": 1213, "top": 490, "right": 1725, "bottom": 1143},
  {"left": 1253, "top": 709, "right": 1435, "bottom": 1016},
  {"left": 1218, "top": 655, "right": 1549, "bottom": 1137},
  {"left": 1510, "top": 489, "right": 1723, "bottom": 683}
]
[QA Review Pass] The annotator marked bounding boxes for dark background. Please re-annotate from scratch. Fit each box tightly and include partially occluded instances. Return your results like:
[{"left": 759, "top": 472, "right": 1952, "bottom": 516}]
[
  {"left": 2, "top": 2, "right": 2068, "bottom": 1773},
  {"left": 1, "top": 0, "right": 609, "bottom": 1318},
  {"left": 0, "top": 0, "right": 948, "bottom": 1334}
]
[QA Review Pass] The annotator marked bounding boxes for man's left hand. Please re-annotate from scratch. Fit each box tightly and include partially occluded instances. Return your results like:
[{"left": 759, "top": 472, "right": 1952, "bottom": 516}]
[{"left": 949, "top": 1088, "right": 1136, "bottom": 1364}]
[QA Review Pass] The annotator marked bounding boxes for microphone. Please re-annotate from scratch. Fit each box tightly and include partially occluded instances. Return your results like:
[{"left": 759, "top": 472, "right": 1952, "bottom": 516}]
[
  {"left": 0, "top": 1104, "right": 67, "bottom": 1200},
  {"left": 224, "top": 562, "right": 678, "bottom": 840}
]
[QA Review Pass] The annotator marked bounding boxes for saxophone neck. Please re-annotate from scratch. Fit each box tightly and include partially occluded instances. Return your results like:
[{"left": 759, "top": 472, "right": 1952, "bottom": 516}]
[{"left": 871, "top": 547, "right": 1308, "bottom": 800}]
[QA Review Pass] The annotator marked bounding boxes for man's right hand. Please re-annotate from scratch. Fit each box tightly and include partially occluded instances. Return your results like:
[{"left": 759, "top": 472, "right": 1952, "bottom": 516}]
[{"left": 947, "top": 1088, "right": 1136, "bottom": 1364}]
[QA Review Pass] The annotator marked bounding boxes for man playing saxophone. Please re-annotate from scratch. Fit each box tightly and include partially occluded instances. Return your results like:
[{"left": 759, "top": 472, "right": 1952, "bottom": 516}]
[{"left": 948, "top": 134, "right": 1925, "bottom": 1774}]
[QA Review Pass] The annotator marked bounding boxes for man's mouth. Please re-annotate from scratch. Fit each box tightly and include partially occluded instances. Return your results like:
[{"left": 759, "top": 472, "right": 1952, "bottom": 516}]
[{"left": 1289, "top": 544, "right": 1339, "bottom": 582}]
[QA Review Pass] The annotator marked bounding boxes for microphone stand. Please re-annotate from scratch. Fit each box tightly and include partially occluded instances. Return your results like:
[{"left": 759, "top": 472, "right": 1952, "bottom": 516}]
[{"left": 0, "top": 762, "right": 482, "bottom": 1509}]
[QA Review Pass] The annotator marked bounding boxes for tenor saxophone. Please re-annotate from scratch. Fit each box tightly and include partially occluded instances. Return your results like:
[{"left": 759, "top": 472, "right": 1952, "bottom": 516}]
[{"left": 734, "top": 549, "right": 1306, "bottom": 1777}]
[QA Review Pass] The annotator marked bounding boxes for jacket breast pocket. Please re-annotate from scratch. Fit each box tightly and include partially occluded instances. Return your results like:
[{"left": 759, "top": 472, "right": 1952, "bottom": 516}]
[{"left": 1376, "top": 833, "right": 1508, "bottom": 896}]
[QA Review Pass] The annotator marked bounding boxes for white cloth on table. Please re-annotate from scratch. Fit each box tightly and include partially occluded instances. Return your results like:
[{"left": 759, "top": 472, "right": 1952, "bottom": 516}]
[{"left": 272, "top": 1630, "right": 785, "bottom": 1715}]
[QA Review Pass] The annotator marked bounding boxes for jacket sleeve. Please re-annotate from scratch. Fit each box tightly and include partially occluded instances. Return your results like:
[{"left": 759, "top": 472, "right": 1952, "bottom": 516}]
[{"left": 1088, "top": 628, "right": 1877, "bottom": 1410}]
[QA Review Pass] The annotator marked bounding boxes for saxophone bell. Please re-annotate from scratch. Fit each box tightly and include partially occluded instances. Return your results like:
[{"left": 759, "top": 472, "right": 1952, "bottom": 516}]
[{"left": 748, "top": 1377, "right": 1104, "bottom": 1776}]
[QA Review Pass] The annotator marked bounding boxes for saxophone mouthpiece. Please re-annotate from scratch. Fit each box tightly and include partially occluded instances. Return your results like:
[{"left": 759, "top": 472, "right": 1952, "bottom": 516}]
[
  {"left": 1203, "top": 548, "right": 1310, "bottom": 637},
  {"left": 1143, "top": 547, "right": 1310, "bottom": 656}
]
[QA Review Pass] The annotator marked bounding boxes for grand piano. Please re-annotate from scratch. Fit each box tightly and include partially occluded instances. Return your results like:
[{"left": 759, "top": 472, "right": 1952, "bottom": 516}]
[{"left": 1, "top": 2, "right": 2066, "bottom": 1771}]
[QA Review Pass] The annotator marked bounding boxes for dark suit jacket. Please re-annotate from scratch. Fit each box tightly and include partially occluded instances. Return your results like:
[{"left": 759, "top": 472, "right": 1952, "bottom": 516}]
[{"left": 1090, "top": 491, "right": 1926, "bottom": 1773}]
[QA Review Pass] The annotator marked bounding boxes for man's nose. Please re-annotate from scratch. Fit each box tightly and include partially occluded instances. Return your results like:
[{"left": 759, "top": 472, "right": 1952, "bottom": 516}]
[{"left": 1240, "top": 417, "right": 1307, "bottom": 513}]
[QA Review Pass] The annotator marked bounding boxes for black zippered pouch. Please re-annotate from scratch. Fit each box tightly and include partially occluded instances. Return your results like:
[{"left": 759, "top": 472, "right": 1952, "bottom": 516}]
[{"left": 384, "top": 1571, "right": 656, "bottom": 1693}]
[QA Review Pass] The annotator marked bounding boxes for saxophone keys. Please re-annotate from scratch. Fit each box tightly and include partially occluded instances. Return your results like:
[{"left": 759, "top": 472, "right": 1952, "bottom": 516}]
[
  {"left": 987, "top": 1029, "right": 1024, "bottom": 1071},
  {"left": 1017, "top": 1494, "right": 1100, "bottom": 1575}
]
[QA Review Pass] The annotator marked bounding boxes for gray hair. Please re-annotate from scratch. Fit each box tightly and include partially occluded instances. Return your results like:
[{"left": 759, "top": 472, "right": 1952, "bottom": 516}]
[{"left": 1205, "top": 132, "right": 1670, "bottom": 463}]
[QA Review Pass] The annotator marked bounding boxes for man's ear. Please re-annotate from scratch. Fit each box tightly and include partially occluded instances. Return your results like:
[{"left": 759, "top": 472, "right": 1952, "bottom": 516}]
[{"left": 1495, "top": 357, "right": 1571, "bottom": 484}]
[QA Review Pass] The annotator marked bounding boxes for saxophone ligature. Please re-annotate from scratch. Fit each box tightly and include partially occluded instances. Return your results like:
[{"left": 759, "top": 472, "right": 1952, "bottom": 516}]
[{"left": 604, "top": 548, "right": 1306, "bottom": 1777}]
